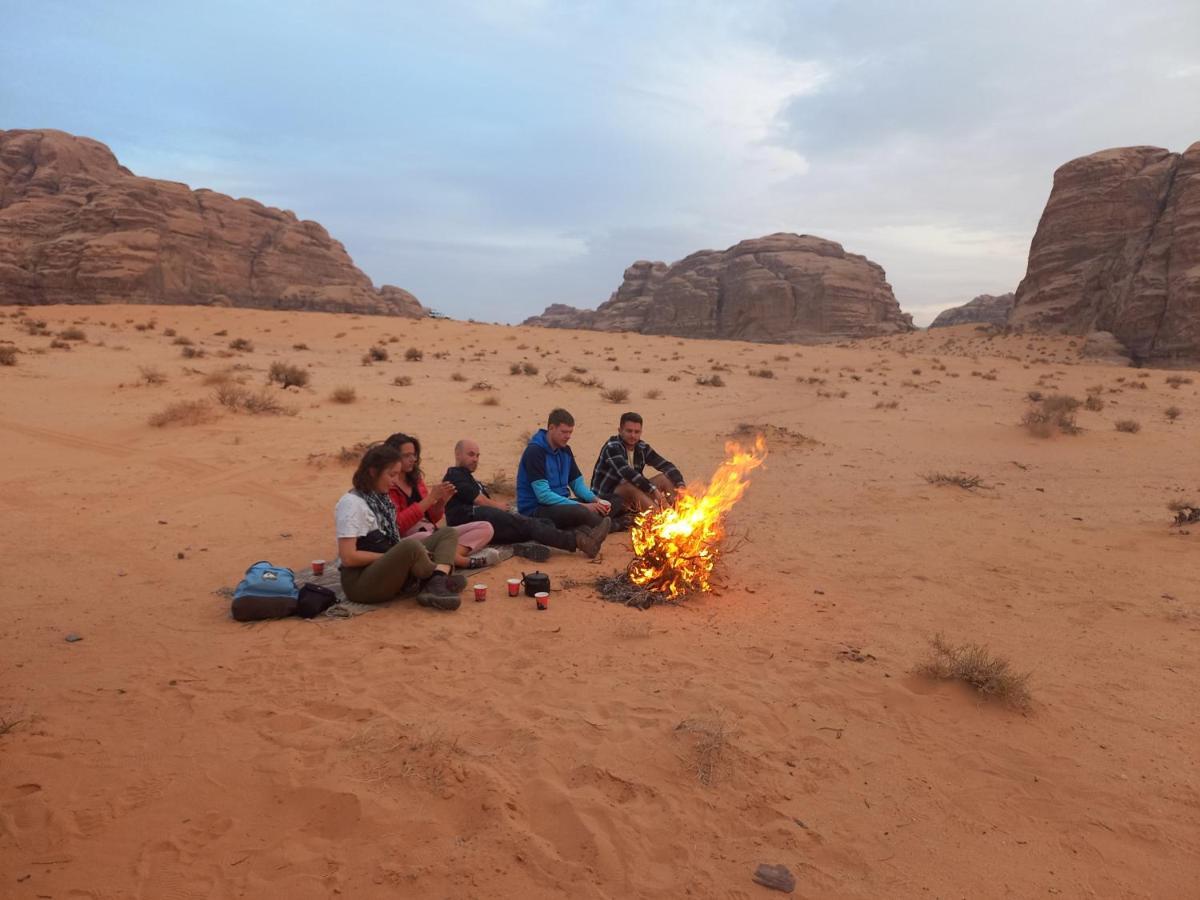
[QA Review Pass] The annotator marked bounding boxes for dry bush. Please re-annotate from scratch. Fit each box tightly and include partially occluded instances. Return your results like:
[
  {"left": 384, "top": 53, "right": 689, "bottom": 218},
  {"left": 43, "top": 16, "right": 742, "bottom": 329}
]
[
  {"left": 666, "top": 374, "right": 681, "bottom": 382},
  {"left": 215, "top": 384, "right": 295, "bottom": 415},
  {"left": 696, "top": 374, "right": 725, "bottom": 387},
  {"left": 1166, "top": 375, "right": 1193, "bottom": 389},
  {"left": 405, "top": 347, "right": 423, "bottom": 361},
  {"left": 1128, "top": 380, "right": 1148, "bottom": 390},
  {"left": 874, "top": 399, "right": 899, "bottom": 409},
  {"left": 674, "top": 715, "right": 731, "bottom": 785},
  {"left": 916, "top": 634, "right": 1031, "bottom": 710},
  {"left": 181, "top": 345, "right": 205, "bottom": 359},
  {"left": 482, "top": 395, "right": 501, "bottom": 406},
  {"left": 49, "top": 339, "right": 72, "bottom": 350},
  {"left": 228, "top": 337, "right": 254, "bottom": 352},
  {"left": 268, "top": 361, "right": 310, "bottom": 389},
  {"left": 367, "top": 345, "right": 389, "bottom": 361},
  {"left": 292, "top": 342, "right": 310, "bottom": 351},
  {"left": 138, "top": 365, "right": 167, "bottom": 386},
  {"left": 1169, "top": 500, "right": 1200, "bottom": 527},
  {"left": 393, "top": 375, "right": 413, "bottom": 387},
  {"left": 521, "top": 361, "right": 538, "bottom": 375},
  {"left": 923, "top": 472, "right": 984, "bottom": 490},
  {"left": 58, "top": 327, "right": 86, "bottom": 341},
  {"left": 470, "top": 380, "right": 494, "bottom": 392},
  {"left": 1165, "top": 405, "right": 1182, "bottom": 422},
  {"left": 1022, "top": 394, "right": 1081, "bottom": 437},
  {"left": 0, "top": 346, "right": 17, "bottom": 366},
  {"left": 600, "top": 386, "right": 630, "bottom": 403},
  {"left": 148, "top": 400, "right": 216, "bottom": 427},
  {"left": 202, "top": 368, "right": 240, "bottom": 387},
  {"left": 1084, "top": 394, "right": 1105, "bottom": 412},
  {"left": 172, "top": 335, "right": 193, "bottom": 346},
  {"left": 749, "top": 368, "right": 774, "bottom": 379},
  {"left": 1114, "top": 419, "right": 1141, "bottom": 433},
  {"left": 484, "top": 469, "right": 515, "bottom": 495},
  {"left": 330, "top": 386, "right": 357, "bottom": 404},
  {"left": 645, "top": 388, "right": 662, "bottom": 400}
]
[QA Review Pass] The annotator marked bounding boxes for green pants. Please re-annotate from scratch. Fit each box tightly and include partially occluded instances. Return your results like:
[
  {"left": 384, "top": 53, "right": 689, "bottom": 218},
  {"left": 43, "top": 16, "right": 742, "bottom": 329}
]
[{"left": 340, "top": 529, "right": 458, "bottom": 605}]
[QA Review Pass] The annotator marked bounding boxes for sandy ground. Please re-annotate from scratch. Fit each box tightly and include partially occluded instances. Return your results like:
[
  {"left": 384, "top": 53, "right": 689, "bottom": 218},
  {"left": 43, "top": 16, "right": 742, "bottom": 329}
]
[{"left": 0, "top": 304, "right": 1197, "bottom": 899}]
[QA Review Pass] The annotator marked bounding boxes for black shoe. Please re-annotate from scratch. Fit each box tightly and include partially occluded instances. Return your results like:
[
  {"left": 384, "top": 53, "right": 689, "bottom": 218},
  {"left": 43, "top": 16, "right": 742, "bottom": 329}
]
[
  {"left": 575, "top": 518, "right": 611, "bottom": 559},
  {"left": 513, "top": 541, "right": 551, "bottom": 562},
  {"left": 417, "top": 573, "right": 462, "bottom": 611},
  {"left": 445, "top": 572, "right": 467, "bottom": 592}
]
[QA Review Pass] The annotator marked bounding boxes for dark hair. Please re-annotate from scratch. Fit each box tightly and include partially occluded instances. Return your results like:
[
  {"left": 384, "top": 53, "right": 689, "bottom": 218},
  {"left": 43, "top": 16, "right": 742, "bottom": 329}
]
[
  {"left": 352, "top": 442, "right": 403, "bottom": 494},
  {"left": 547, "top": 408, "right": 574, "bottom": 428},
  {"left": 619, "top": 411, "right": 643, "bottom": 427},
  {"left": 383, "top": 431, "right": 423, "bottom": 485}
]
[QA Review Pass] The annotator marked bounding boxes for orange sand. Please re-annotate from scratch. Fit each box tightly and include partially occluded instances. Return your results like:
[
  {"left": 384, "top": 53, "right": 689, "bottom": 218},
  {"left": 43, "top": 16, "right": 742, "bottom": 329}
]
[{"left": 1, "top": 305, "right": 1197, "bottom": 898}]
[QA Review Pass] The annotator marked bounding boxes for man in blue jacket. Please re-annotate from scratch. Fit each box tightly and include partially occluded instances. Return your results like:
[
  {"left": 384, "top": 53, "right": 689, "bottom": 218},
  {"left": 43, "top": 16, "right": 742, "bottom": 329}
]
[{"left": 516, "top": 408, "right": 616, "bottom": 546}]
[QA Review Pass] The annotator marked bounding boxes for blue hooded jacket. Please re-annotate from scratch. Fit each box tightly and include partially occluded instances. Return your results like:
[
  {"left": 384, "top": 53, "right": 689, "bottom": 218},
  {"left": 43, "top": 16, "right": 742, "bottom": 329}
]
[{"left": 516, "top": 428, "right": 596, "bottom": 515}]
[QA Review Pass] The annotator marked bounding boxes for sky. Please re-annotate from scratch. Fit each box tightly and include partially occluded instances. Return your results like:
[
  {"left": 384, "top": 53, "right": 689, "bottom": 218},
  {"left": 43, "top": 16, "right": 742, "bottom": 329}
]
[{"left": 2, "top": 0, "right": 1198, "bottom": 325}]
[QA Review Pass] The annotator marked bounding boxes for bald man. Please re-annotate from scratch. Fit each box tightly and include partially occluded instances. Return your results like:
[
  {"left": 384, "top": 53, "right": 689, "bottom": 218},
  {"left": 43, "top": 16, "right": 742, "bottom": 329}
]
[{"left": 442, "top": 439, "right": 609, "bottom": 560}]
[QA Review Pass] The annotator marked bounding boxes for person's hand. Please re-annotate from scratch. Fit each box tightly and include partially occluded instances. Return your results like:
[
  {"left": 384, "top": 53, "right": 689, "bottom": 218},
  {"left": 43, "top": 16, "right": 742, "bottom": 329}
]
[
  {"left": 429, "top": 482, "right": 455, "bottom": 503},
  {"left": 583, "top": 500, "right": 605, "bottom": 515}
]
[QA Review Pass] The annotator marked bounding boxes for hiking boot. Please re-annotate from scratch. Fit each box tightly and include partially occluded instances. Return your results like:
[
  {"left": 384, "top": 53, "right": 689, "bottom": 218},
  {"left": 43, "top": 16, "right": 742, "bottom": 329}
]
[
  {"left": 575, "top": 518, "right": 612, "bottom": 559},
  {"left": 417, "top": 573, "right": 462, "bottom": 611},
  {"left": 512, "top": 541, "right": 551, "bottom": 562},
  {"left": 445, "top": 572, "right": 468, "bottom": 592},
  {"left": 468, "top": 546, "right": 514, "bottom": 568}
]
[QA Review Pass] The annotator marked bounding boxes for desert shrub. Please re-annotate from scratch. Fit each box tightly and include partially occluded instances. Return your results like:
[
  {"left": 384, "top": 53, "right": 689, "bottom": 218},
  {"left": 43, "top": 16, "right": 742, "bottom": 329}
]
[
  {"left": 1128, "top": 380, "right": 1148, "bottom": 390},
  {"left": 451, "top": 371, "right": 467, "bottom": 382},
  {"left": 330, "top": 386, "right": 357, "bottom": 404},
  {"left": 24, "top": 320, "right": 50, "bottom": 336},
  {"left": 521, "top": 361, "right": 538, "bottom": 375},
  {"left": 874, "top": 399, "right": 899, "bottom": 409},
  {"left": 228, "top": 337, "right": 254, "bottom": 352},
  {"left": 268, "top": 361, "right": 310, "bottom": 389},
  {"left": 405, "top": 347, "right": 423, "bottom": 361},
  {"left": 645, "top": 388, "right": 662, "bottom": 400},
  {"left": 600, "top": 387, "right": 630, "bottom": 403},
  {"left": 241, "top": 390, "right": 292, "bottom": 415},
  {"left": 163, "top": 327, "right": 177, "bottom": 336},
  {"left": 214, "top": 329, "right": 228, "bottom": 336},
  {"left": 1084, "top": 394, "right": 1105, "bottom": 412},
  {"left": 1165, "top": 375, "right": 1193, "bottom": 389},
  {"left": 509, "top": 362, "right": 523, "bottom": 375},
  {"left": 1025, "top": 390, "right": 1044, "bottom": 402},
  {"left": 0, "top": 346, "right": 17, "bottom": 366},
  {"left": 1114, "top": 419, "right": 1141, "bottom": 433},
  {"left": 393, "top": 375, "right": 412, "bottom": 387},
  {"left": 667, "top": 374, "right": 680, "bottom": 382},
  {"left": 543, "top": 371, "right": 560, "bottom": 387},
  {"left": 749, "top": 369, "right": 774, "bottom": 379},
  {"left": 916, "top": 633, "right": 1031, "bottom": 710},
  {"left": 1165, "top": 405, "right": 1181, "bottom": 421},
  {"left": 368, "top": 345, "right": 389, "bottom": 362},
  {"left": 696, "top": 374, "right": 725, "bottom": 387},
  {"left": 570, "top": 365, "right": 588, "bottom": 374},
  {"left": 923, "top": 472, "right": 984, "bottom": 490},
  {"left": 292, "top": 342, "right": 309, "bottom": 351},
  {"left": 1169, "top": 500, "right": 1200, "bottom": 527},
  {"left": 49, "top": 339, "right": 72, "bottom": 350},
  {"left": 481, "top": 395, "right": 500, "bottom": 406},
  {"left": 138, "top": 365, "right": 167, "bottom": 386},
  {"left": 1022, "top": 394, "right": 1081, "bottom": 437},
  {"left": 148, "top": 400, "right": 215, "bottom": 427},
  {"left": 470, "top": 381, "right": 494, "bottom": 392},
  {"left": 58, "top": 327, "right": 86, "bottom": 341},
  {"left": 181, "top": 345, "right": 205, "bottom": 359},
  {"left": 172, "top": 335, "right": 193, "bottom": 346}
]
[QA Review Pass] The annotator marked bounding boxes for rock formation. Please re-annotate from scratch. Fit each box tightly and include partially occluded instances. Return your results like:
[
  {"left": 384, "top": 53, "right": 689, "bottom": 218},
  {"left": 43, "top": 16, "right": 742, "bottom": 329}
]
[
  {"left": 0, "top": 129, "right": 427, "bottom": 316},
  {"left": 929, "top": 292, "right": 1014, "bottom": 328},
  {"left": 1010, "top": 143, "right": 1200, "bottom": 365},
  {"left": 523, "top": 233, "right": 913, "bottom": 341}
]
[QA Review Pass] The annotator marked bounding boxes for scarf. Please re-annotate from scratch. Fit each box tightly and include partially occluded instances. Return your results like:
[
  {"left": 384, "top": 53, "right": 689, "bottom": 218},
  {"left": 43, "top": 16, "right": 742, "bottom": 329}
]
[{"left": 356, "top": 489, "right": 401, "bottom": 546}]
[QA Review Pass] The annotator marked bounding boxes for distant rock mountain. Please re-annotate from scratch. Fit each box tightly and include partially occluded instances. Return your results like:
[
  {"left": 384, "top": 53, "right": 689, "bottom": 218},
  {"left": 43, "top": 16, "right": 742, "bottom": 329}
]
[
  {"left": 1010, "top": 143, "right": 1200, "bottom": 365},
  {"left": 523, "top": 233, "right": 913, "bottom": 342},
  {"left": 929, "top": 292, "right": 1014, "bottom": 328},
  {"left": 0, "top": 129, "right": 427, "bottom": 316}
]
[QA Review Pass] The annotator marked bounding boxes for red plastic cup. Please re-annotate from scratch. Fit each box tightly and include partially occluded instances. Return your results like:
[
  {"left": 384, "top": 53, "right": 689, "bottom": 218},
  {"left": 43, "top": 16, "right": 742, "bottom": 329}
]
[
  {"left": 535, "top": 591, "right": 549, "bottom": 610},
  {"left": 507, "top": 578, "right": 521, "bottom": 597},
  {"left": 311, "top": 560, "right": 326, "bottom": 576},
  {"left": 473, "top": 583, "right": 488, "bottom": 602}
]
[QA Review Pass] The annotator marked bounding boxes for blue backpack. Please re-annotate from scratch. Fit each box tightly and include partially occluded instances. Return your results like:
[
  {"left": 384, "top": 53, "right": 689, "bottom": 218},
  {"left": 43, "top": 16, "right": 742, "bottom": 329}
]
[{"left": 231, "top": 561, "right": 300, "bottom": 621}]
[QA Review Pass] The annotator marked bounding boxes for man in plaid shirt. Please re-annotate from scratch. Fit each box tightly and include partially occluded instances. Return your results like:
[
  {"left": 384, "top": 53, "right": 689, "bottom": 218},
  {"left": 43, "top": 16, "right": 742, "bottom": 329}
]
[{"left": 590, "top": 411, "right": 686, "bottom": 514}]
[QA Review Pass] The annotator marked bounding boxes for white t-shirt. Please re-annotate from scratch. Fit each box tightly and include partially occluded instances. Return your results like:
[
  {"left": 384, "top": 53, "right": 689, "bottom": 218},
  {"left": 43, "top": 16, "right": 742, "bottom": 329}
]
[{"left": 334, "top": 491, "right": 383, "bottom": 539}]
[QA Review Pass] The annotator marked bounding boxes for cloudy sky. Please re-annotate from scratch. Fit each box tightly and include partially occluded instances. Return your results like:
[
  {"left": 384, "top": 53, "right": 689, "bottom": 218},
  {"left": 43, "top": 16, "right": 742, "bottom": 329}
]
[{"left": 3, "top": 1, "right": 1198, "bottom": 324}]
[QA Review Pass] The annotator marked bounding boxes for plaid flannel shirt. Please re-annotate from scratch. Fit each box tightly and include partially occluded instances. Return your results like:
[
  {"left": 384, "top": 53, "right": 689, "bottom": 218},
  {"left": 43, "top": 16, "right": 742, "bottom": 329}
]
[{"left": 590, "top": 435, "right": 685, "bottom": 497}]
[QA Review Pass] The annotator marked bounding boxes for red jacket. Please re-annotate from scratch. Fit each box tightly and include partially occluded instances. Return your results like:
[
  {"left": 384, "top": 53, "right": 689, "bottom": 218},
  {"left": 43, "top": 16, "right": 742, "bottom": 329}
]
[{"left": 388, "top": 478, "right": 445, "bottom": 534}]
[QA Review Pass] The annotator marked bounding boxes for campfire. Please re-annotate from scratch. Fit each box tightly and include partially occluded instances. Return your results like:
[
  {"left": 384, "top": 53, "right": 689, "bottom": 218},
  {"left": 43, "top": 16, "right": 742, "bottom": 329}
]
[{"left": 601, "top": 437, "right": 767, "bottom": 606}]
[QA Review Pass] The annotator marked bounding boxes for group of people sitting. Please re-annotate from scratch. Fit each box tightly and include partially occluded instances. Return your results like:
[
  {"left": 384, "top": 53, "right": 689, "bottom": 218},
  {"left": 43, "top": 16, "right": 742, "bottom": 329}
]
[{"left": 333, "top": 408, "right": 687, "bottom": 611}]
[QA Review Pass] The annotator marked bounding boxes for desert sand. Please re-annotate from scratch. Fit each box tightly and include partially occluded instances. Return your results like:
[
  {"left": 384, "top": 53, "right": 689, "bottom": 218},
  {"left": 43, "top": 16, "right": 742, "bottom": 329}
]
[{"left": 1, "top": 305, "right": 1197, "bottom": 899}]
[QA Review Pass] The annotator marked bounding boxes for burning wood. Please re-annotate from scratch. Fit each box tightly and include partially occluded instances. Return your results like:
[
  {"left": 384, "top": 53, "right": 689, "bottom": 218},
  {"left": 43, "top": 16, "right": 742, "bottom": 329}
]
[{"left": 612, "top": 437, "right": 767, "bottom": 603}]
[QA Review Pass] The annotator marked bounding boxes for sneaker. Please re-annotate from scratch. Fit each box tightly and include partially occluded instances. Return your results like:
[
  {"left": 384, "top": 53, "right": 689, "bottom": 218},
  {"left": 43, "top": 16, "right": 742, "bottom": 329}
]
[
  {"left": 575, "top": 517, "right": 612, "bottom": 559},
  {"left": 417, "top": 573, "right": 462, "bottom": 611},
  {"left": 512, "top": 541, "right": 551, "bottom": 562},
  {"left": 468, "top": 546, "right": 514, "bottom": 568}
]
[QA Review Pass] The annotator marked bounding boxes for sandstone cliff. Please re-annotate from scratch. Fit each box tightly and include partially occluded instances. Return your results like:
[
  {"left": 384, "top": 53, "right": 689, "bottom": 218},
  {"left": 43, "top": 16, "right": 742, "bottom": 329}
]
[
  {"left": 523, "top": 234, "right": 913, "bottom": 342},
  {"left": 1010, "top": 143, "right": 1200, "bottom": 364},
  {"left": 0, "top": 129, "right": 427, "bottom": 317},
  {"left": 929, "top": 292, "right": 1014, "bottom": 328}
]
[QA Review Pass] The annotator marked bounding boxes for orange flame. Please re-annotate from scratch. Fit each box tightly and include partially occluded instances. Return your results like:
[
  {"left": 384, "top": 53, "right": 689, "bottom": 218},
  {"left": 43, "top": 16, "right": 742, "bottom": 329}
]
[{"left": 628, "top": 436, "right": 767, "bottom": 599}]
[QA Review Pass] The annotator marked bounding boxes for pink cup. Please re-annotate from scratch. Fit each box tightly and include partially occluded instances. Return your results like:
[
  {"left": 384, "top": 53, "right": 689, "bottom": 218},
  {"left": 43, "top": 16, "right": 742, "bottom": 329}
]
[
  {"left": 473, "top": 583, "right": 488, "bottom": 602},
  {"left": 507, "top": 578, "right": 521, "bottom": 597},
  {"left": 535, "top": 591, "right": 549, "bottom": 611},
  {"left": 311, "top": 560, "right": 326, "bottom": 576}
]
